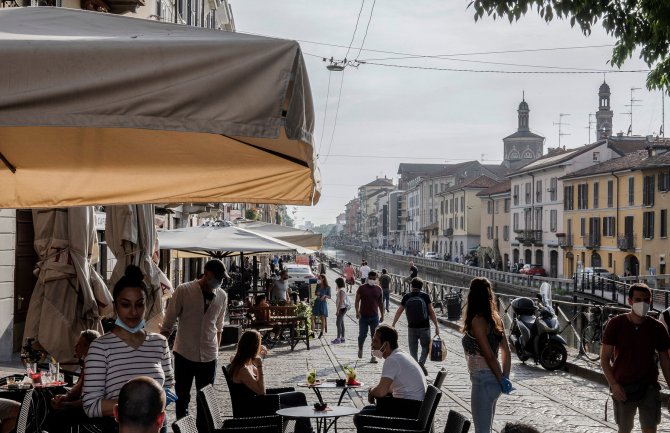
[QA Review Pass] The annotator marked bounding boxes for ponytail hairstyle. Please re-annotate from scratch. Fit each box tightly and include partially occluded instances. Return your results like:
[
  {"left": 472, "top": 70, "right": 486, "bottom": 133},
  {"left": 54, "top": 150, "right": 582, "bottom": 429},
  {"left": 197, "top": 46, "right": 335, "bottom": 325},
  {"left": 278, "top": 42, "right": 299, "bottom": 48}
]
[{"left": 113, "top": 265, "right": 149, "bottom": 302}]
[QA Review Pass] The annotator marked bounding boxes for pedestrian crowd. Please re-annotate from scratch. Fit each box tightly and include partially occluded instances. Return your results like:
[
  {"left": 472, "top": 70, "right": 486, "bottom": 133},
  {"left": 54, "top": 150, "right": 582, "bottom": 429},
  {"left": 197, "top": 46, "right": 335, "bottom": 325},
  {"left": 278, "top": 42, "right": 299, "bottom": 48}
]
[{"left": 4, "top": 255, "right": 670, "bottom": 433}]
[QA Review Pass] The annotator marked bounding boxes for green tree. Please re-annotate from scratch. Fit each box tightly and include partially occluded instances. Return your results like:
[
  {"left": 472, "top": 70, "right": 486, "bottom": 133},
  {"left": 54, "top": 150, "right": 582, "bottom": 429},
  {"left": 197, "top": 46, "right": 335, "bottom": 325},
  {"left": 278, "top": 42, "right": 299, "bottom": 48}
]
[
  {"left": 469, "top": 0, "right": 670, "bottom": 91},
  {"left": 245, "top": 208, "right": 258, "bottom": 220}
]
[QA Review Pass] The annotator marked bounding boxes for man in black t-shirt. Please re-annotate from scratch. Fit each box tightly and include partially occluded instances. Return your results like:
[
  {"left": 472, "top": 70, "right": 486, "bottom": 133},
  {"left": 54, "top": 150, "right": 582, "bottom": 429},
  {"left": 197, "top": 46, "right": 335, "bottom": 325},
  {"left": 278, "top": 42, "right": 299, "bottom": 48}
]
[
  {"left": 392, "top": 278, "right": 439, "bottom": 375},
  {"left": 379, "top": 269, "right": 392, "bottom": 313}
]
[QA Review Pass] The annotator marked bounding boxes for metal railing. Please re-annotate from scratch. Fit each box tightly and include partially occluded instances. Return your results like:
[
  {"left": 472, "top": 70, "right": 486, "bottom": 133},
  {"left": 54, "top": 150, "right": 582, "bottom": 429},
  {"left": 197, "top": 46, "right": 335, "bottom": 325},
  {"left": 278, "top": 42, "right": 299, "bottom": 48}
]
[
  {"left": 584, "top": 232, "right": 600, "bottom": 248},
  {"left": 616, "top": 233, "right": 635, "bottom": 250},
  {"left": 557, "top": 234, "right": 573, "bottom": 247}
]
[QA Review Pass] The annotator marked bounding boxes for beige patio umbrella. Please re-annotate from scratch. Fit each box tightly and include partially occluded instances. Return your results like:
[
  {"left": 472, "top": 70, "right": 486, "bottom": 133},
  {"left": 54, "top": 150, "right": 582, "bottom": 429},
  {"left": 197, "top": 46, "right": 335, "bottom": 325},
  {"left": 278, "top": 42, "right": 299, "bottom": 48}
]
[
  {"left": 0, "top": 7, "right": 320, "bottom": 208},
  {"left": 23, "top": 207, "right": 112, "bottom": 363},
  {"left": 106, "top": 205, "right": 164, "bottom": 332},
  {"left": 236, "top": 221, "right": 323, "bottom": 250}
]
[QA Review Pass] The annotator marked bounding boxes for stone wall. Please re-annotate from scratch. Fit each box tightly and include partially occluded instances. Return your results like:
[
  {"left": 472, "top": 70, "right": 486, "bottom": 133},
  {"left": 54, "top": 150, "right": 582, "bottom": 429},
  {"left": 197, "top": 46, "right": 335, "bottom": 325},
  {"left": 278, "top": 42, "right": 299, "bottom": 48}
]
[{"left": 0, "top": 209, "right": 15, "bottom": 361}]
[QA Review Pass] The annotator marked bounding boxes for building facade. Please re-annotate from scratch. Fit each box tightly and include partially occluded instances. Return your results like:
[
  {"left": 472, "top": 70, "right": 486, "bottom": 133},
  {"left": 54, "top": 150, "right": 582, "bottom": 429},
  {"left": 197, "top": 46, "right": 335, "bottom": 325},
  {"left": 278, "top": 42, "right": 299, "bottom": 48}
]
[{"left": 477, "top": 180, "right": 512, "bottom": 270}]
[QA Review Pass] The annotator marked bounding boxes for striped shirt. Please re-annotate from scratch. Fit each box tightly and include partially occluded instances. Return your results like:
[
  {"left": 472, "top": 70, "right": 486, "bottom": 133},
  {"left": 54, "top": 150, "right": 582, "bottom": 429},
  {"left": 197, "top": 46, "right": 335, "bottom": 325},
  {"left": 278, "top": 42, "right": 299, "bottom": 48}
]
[{"left": 82, "top": 332, "right": 174, "bottom": 418}]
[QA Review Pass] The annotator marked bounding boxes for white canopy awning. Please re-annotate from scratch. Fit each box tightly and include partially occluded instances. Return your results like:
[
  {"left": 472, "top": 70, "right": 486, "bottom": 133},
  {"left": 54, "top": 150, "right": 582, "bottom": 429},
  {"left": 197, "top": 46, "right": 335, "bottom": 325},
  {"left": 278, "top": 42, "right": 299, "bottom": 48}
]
[
  {"left": 158, "top": 225, "right": 314, "bottom": 258},
  {"left": 236, "top": 221, "right": 323, "bottom": 250}
]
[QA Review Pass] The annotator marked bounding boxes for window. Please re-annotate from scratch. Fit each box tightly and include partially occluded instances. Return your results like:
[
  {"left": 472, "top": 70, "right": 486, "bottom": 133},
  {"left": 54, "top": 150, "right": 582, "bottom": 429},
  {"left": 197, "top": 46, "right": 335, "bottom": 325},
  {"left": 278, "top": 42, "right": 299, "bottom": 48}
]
[
  {"left": 593, "top": 151, "right": 600, "bottom": 161},
  {"left": 513, "top": 213, "right": 519, "bottom": 231},
  {"left": 593, "top": 182, "right": 599, "bottom": 208},
  {"left": 550, "top": 210, "right": 557, "bottom": 232},
  {"left": 460, "top": 196, "right": 465, "bottom": 212},
  {"left": 495, "top": 226, "right": 499, "bottom": 239},
  {"left": 429, "top": 185, "right": 433, "bottom": 196},
  {"left": 550, "top": 177, "right": 558, "bottom": 201},
  {"left": 460, "top": 216, "right": 464, "bottom": 229},
  {"left": 659, "top": 171, "right": 670, "bottom": 192},
  {"left": 495, "top": 200, "right": 500, "bottom": 214},
  {"left": 577, "top": 183, "right": 588, "bottom": 210},
  {"left": 580, "top": 217, "right": 585, "bottom": 236},
  {"left": 455, "top": 198, "right": 458, "bottom": 213},
  {"left": 448, "top": 218, "right": 453, "bottom": 229},
  {"left": 487, "top": 226, "right": 493, "bottom": 240},
  {"left": 603, "top": 216, "right": 616, "bottom": 237},
  {"left": 608, "top": 253, "right": 613, "bottom": 267},
  {"left": 503, "top": 225, "right": 509, "bottom": 241},
  {"left": 536, "top": 180, "right": 542, "bottom": 203},
  {"left": 440, "top": 202, "right": 444, "bottom": 214},
  {"left": 513, "top": 185, "right": 520, "bottom": 206},
  {"left": 504, "top": 198, "right": 510, "bottom": 213},
  {"left": 661, "top": 209, "right": 668, "bottom": 238},
  {"left": 643, "top": 211, "right": 655, "bottom": 239},
  {"left": 487, "top": 201, "right": 493, "bottom": 215},
  {"left": 607, "top": 180, "right": 614, "bottom": 208},
  {"left": 429, "top": 209, "right": 433, "bottom": 222},
  {"left": 628, "top": 177, "right": 635, "bottom": 206},
  {"left": 643, "top": 175, "right": 655, "bottom": 206},
  {"left": 534, "top": 208, "right": 542, "bottom": 230},
  {"left": 525, "top": 182, "right": 532, "bottom": 204},
  {"left": 564, "top": 185, "right": 574, "bottom": 210}
]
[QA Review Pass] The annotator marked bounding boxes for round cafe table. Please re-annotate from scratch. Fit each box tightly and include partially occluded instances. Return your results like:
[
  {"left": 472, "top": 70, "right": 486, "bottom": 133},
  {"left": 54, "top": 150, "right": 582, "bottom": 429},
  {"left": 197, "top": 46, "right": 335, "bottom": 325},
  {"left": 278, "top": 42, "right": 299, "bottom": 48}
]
[
  {"left": 297, "top": 381, "right": 365, "bottom": 406},
  {"left": 277, "top": 405, "right": 360, "bottom": 433}
]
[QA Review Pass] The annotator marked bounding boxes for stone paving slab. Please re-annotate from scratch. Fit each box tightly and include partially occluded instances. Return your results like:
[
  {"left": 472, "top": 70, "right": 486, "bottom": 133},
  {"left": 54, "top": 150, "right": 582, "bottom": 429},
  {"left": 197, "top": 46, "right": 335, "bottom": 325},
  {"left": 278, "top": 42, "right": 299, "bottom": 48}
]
[{"left": 2, "top": 265, "right": 670, "bottom": 432}]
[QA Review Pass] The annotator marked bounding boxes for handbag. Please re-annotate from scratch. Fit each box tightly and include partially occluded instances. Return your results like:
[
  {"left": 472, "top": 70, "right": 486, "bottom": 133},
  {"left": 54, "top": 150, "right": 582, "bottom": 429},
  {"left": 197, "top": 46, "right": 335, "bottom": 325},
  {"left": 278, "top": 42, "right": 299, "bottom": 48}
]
[{"left": 429, "top": 335, "right": 447, "bottom": 362}]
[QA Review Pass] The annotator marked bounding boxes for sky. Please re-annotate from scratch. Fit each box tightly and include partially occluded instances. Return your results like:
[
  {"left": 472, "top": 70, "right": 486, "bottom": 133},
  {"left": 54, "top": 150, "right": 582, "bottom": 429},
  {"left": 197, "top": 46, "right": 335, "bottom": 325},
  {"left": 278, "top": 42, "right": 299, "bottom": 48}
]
[{"left": 232, "top": 1, "right": 665, "bottom": 227}]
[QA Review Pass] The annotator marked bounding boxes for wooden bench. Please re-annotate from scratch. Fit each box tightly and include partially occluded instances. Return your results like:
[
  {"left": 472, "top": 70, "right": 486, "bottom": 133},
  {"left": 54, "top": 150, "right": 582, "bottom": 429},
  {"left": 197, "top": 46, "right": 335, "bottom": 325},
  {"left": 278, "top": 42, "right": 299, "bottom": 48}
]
[{"left": 247, "top": 305, "right": 310, "bottom": 350}]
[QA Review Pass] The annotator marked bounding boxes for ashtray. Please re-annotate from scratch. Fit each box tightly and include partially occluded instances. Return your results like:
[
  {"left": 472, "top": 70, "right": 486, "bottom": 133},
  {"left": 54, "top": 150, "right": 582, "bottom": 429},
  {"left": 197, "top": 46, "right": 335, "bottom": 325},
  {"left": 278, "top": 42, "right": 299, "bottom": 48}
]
[
  {"left": 313, "top": 403, "right": 328, "bottom": 411},
  {"left": 335, "top": 379, "right": 346, "bottom": 387}
]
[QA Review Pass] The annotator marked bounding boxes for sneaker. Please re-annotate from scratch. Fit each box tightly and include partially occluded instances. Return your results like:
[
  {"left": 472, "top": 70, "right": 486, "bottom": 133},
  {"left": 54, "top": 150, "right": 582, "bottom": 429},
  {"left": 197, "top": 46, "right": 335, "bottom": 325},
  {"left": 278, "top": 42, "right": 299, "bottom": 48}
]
[
  {"left": 358, "top": 348, "right": 363, "bottom": 359},
  {"left": 370, "top": 356, "right": 378, "bottom": 364},
  {"left": 331, "top": 338, "right": 341, "bottom": 344},
  {"left": 341, "top": 338, "right": 345, "bottom": 343}
]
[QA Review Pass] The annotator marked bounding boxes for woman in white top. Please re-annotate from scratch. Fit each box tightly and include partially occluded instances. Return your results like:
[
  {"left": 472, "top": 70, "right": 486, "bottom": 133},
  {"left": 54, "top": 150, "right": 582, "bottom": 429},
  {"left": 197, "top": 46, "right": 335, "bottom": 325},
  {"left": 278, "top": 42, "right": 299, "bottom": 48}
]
[
  {"left": 82, "top": 265, "right": 174, "bottom": 433},
  {"left": 332, "top": 277, "right": 348, "bottom": 344}
]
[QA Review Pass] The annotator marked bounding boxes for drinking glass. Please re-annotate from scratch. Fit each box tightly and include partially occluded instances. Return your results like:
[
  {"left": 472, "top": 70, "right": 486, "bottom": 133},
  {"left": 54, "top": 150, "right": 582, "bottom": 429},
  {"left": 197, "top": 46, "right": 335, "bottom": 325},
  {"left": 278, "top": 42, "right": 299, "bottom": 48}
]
[
  {"left": 42, "top": 372, "right": 52, "bottom": 385},
  {"left": 49, "top": 363, "right": 59, "bottom": 379},
  {"left": 26, "top": 363, "right": 37, "bottom": 376},
  {"left": 6, "top": 376, "right": 16, "bottom": 386},
  {"left": 56, "top": 373, "right": 65, "bottom": 383}
]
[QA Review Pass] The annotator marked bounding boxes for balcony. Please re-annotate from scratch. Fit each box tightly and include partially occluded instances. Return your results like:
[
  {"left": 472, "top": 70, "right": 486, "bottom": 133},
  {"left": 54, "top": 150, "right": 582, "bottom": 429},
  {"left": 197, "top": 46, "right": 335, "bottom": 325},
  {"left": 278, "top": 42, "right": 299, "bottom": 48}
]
[
  {"left": 584, "top": 233, "right": 601, "bottom": 249},
  {"left": 514, "top": 229, "right": 543, "bottom": 245},
  {"left": 444, "top": 228, "right": 453, "bottom": 238},
  {"left": 557, "top": 234, "right": 573, "bottom": 248},
  {"left": 617, "top": 233, "right": 636, "bottom": 251}
]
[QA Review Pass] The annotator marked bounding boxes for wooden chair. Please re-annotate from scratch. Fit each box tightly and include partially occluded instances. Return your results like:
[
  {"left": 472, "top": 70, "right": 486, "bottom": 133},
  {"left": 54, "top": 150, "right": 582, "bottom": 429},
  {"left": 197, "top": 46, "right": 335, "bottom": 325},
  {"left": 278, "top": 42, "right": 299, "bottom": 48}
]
[
  {"left": 197, "top": 385, "right": 282, "bottom": 433},
  {"left": 354, "top": 385, "right": 442, "bottom": 433},
  {"left": 443, "top": 410, "right": 471, "bottom": 433},
  {"left": 433, "top": 368, "right": 447, "bottom": 390}
]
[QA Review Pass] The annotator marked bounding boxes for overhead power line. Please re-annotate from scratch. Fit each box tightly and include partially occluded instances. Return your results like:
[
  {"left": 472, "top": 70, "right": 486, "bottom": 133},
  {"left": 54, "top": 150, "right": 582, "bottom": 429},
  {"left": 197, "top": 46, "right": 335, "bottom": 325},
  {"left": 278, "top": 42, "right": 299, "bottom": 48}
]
[
  {"left": 358, "top": 61, "right": 650, "bottom": 74},
  {"left": 344, "top": 0, "right": 366, "bottom": 60},
  {"left": 321, "top": 69, "right": 346, "bottom": 162},
  {"left": 354, "top": 0, "right": 377, "bottom": 60}
]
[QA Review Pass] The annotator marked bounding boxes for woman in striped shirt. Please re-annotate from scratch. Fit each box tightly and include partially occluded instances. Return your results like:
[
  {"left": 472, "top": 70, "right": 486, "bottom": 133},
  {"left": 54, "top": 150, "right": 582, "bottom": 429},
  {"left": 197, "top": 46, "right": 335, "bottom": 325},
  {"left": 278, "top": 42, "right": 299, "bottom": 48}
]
[{"left": 82, "top": 265, "right": 174, "bottom": 432}]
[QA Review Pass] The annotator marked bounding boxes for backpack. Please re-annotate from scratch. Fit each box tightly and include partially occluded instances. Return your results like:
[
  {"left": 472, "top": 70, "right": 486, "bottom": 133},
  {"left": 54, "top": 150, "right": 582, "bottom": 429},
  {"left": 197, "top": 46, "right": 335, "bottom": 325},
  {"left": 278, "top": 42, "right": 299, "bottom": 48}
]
[{"left": 405, "top": 293, "right": 428, "bottom": 327}]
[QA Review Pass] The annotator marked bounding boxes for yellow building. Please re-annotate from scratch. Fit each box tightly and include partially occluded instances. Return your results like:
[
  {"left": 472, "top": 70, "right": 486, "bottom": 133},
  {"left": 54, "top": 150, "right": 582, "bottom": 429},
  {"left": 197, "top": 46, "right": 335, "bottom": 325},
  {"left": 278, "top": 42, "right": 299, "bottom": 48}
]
[
  {"left": 477, "top": 180, "right": 512, "bottom": 270},
  {"left": 560, "top": 147, "right": 670, "bottom": 277}
]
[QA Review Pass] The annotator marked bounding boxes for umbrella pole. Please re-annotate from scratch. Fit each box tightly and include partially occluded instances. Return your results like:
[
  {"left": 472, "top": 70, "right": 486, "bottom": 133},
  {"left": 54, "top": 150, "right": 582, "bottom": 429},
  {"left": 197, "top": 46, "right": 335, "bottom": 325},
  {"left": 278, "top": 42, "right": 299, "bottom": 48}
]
[
  {"left": 252, "top": 255, "right": 258, "bottom": 292},
  {"left": 240, "top": 252, "right": 245, "bottom": 298}
]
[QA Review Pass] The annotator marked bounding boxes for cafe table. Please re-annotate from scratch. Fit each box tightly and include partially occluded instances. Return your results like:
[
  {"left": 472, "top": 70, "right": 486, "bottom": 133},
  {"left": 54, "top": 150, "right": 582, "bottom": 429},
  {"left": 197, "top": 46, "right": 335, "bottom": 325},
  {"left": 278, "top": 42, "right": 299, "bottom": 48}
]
[
  {"left": 297, "top": 380, "right": 365, "bottom": 406},
  {"left": 277, "top": 405, "right": 360, "bottom": 433},
  {"left": 0, "top": 380, "right": 67, "bottom": 431}
]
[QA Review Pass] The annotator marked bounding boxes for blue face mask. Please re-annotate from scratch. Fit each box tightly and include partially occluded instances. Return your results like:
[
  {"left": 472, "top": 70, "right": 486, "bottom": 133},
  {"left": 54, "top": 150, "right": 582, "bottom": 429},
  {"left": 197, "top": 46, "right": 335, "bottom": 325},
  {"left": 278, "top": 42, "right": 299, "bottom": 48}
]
[{"left": 115, "top": 317, "right": 146, "bottom": 334}]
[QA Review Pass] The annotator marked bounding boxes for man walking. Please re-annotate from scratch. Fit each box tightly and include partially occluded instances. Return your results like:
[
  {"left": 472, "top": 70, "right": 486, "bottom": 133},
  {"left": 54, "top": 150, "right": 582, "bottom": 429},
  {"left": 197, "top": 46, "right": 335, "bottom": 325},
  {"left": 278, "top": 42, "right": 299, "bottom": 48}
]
[
  {"left": 344, "top": 262, "right": 355, "bottom": 293},
  {"left": 161, "top": 259, "right": 228, "bottom": 419},
  {"left": 356, "top": 271, "right": 384, "bottom": 363},
  {"left": 379, "top": 269, "right": 392, "bottom": 313},
  {"left": 392, "top": 278, "right": 439, "bottom": 376},
  {"left": 359, "top": 260, "right": 371, "bottom": 284},
  {"left": 601, "top": 283, "right": 670, "bottom": 433},
  {"left": 409, "top": 262, "right": 418, "bottom": 280}
]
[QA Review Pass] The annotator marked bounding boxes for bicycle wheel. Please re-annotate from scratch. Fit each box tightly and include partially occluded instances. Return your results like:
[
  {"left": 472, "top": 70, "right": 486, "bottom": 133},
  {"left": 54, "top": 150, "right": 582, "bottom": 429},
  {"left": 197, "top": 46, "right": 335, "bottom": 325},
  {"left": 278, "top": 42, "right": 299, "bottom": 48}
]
[{"left": 581, "top": 324, "right": 601, "bottom": 361}]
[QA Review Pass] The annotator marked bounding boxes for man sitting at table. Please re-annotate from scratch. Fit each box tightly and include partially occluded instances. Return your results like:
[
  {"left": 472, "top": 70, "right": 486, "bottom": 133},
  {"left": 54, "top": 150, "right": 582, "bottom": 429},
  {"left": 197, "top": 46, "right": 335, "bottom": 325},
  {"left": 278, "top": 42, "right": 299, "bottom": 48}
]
[
  {"left": 354, "top": 324, "right": 427, "bottom": 422},
  {"left": 113, "top": 377, "right": 165, "bottom": 433}
]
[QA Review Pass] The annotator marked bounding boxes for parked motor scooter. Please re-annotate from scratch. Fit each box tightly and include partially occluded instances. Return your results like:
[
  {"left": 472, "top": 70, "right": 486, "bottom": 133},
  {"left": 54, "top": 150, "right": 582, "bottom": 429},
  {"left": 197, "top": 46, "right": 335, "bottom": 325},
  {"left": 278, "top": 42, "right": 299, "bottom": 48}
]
[{"left": 507, "top": 283, "right": 568, "bottom": 371}]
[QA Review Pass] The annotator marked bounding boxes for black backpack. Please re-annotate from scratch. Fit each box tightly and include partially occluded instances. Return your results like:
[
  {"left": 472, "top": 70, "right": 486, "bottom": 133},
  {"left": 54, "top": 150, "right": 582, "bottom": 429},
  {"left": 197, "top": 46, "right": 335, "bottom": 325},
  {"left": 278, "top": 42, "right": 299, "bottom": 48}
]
[{"left": 405, "top": 293, "right": 428, "bottom": 327}]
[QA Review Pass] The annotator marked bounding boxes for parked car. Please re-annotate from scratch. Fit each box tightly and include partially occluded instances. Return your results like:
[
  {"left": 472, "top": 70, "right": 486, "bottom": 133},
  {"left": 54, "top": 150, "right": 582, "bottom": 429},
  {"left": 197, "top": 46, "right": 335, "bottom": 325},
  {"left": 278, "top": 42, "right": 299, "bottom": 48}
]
[
  {"left": 519, "top": 264, "right": 547, "bottom": 276},
  {"left": 424, "top": 252, "right": 438, "bottom": 259},
  {"left": 575, "top": 267, "right": 618, "bottom": 281},
  {"left": 285, "top": 264, "right": 316, "bottom": 286}
]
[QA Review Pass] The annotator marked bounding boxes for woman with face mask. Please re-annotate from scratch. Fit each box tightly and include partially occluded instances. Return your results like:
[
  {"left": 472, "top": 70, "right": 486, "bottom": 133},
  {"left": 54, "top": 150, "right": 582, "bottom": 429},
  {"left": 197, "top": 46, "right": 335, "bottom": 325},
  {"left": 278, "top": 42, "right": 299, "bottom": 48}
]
[{"left": 82, "top": 265, "right": 175, "bottom": 433}]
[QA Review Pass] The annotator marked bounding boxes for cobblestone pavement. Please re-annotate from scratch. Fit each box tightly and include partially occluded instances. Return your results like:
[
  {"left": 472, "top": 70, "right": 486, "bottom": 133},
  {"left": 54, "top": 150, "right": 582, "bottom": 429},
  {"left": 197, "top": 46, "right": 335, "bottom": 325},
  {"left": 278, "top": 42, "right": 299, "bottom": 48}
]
[{"left": 3, "top": 266, "right": 670, "bottom": 432}]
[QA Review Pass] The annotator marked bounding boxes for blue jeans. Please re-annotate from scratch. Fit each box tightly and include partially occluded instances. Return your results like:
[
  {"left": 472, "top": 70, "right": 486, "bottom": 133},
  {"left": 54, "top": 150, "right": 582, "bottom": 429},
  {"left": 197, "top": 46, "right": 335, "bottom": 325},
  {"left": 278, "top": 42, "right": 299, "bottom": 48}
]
[
  {"left": 382, "top": 290, "right": 390, "bottom": 311},
  {"left": 358, "top": 315, "right": 379, "bottom": 349},
  {"left": 407, "top": 327, "right": 431, "bottom": 365},
  {"left": 470, "top": 369, "right": 501, "bottom": 433}
]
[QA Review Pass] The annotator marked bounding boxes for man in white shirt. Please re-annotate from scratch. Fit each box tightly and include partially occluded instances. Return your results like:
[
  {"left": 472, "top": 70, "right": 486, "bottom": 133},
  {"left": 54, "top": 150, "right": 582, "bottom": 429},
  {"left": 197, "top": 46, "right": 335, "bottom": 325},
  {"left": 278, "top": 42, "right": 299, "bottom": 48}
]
[
  {"left": 354, "top": 324, "right": 427, "bottom": 423},
  {"left": 271, "top": 270, "right": 291, "bottom": 303},
  {"left": 359, "top": 260, "right": 371, "bottom": 284},
  {"left": 161, "top": 259, "right": 227, "bottom": 419}
]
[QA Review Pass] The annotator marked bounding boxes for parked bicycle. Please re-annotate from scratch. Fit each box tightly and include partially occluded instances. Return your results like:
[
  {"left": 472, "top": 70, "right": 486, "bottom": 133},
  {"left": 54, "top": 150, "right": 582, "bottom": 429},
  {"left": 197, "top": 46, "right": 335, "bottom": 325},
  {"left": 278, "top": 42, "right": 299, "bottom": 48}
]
[{"left": 580, "top": 305, "right": 616, "bottom": 361}]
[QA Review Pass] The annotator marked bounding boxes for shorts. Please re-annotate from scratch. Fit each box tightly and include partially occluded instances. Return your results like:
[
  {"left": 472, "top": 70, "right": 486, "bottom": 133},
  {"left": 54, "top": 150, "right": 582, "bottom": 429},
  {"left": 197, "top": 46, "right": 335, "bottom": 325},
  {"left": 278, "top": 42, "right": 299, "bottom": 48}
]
[
  {"left": 346, "top": 278, "right": 355, "bottom": 285},
  {"left": 612, "top": 383, "right": 661, "bottom": 432}
]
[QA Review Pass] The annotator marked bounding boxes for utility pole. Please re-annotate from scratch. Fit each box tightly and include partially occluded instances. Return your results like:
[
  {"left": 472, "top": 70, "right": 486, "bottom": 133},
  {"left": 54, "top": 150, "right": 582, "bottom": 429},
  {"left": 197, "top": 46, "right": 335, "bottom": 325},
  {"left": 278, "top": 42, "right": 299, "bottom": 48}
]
[
  {"left": 585, "top": 113, "right": 595, "bottom": 143},
  {"left": 662, "top": 92, "right": 666, "bottom": 138},
  {"left": 622, "top": 87, "right": 642, "bottom": 135},
  {"left": 553, "top": 113, "right": 571, "bottom": 148}
]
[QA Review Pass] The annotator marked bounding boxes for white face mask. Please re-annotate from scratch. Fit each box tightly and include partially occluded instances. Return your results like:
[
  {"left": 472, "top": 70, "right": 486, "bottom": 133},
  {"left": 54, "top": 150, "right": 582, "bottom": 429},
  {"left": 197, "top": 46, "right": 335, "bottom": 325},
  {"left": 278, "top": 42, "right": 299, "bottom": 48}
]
[
  {"left": 632, "top": 302, "right": 650, "bottom": 317},
  {"left": 367, "top": 279, "right": 376, "bottom": 285},
  {"left": 372, "top": 342, "right": 386, "bottom": 359}
]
